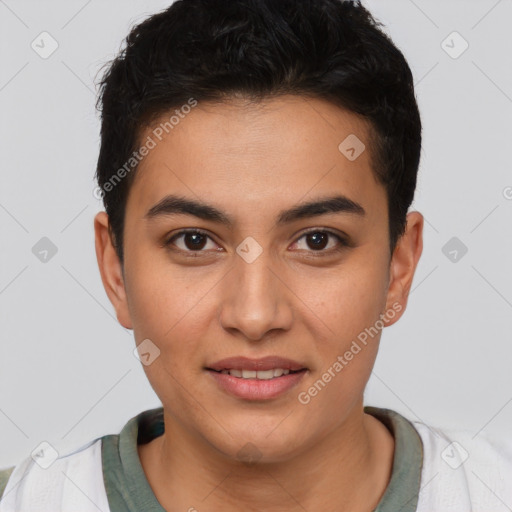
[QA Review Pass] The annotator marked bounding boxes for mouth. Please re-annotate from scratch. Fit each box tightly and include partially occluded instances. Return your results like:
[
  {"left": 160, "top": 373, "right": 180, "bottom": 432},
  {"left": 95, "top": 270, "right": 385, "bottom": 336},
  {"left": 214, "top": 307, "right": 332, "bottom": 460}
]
[
  {"left": 205, "top": 356, "right": 308, "bottom": 400},
  {"left": 209, "top": 368, "right": 305, "bottom": 380}
]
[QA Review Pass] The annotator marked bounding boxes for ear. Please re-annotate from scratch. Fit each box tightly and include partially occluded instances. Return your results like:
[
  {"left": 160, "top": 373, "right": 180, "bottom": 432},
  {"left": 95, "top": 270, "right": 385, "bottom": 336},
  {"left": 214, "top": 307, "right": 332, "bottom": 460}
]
[
  {"left": 383, "top": 211, "right": 423, "bottom": 327},
  {"left": 94, "top": 211, "right": 133, "bottom": 329}
]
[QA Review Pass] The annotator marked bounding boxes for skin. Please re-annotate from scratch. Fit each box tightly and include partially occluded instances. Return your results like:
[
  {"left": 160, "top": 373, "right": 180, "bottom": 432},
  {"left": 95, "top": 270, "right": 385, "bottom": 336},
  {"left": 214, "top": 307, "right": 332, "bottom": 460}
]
[{"left": 95, "top": 95, "right": 423, "bottom": 512}]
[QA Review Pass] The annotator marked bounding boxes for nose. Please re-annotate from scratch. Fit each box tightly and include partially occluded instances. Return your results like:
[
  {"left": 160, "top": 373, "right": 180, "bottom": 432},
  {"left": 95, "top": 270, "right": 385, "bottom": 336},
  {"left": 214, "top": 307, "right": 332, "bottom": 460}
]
[{"left": 218, "top": 250, "right": 293, "bottom": 342}]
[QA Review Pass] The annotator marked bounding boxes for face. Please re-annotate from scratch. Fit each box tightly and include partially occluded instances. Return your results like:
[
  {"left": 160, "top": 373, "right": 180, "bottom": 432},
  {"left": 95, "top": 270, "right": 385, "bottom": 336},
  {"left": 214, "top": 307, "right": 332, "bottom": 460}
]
[{"left": 95, "top": 95, "right": 423, "bottom": 462}]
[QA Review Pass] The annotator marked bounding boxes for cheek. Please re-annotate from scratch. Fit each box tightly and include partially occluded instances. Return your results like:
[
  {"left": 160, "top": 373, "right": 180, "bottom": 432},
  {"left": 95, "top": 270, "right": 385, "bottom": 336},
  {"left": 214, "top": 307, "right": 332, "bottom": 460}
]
[
  {"left": 124, "top": 266, "right": 210, "bottom": 407},
  {"left": 320, "top": 262, "right": 389, "bottom": 394},
  {"left": 123, "top": 258, "right": 199, "bottom": 357},
  {"left": 300, "top": 258, "right": 389, "bottom": 344},
  {"left": 299, "top": 281, "right": 386, "bottom": 417}
]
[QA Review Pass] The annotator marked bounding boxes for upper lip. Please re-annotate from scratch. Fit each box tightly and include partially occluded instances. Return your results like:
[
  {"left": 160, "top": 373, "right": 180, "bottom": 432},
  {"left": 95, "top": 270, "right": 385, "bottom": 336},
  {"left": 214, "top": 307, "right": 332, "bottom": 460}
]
[{"left": 207, "top": 356, "right": 306, "bottom": 372}]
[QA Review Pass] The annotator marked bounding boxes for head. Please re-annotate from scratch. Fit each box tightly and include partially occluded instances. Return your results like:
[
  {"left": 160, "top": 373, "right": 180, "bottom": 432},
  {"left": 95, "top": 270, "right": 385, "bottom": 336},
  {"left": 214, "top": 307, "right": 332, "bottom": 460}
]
[{"left": 94, "top": 0, "right": 423, "bottom": 462}]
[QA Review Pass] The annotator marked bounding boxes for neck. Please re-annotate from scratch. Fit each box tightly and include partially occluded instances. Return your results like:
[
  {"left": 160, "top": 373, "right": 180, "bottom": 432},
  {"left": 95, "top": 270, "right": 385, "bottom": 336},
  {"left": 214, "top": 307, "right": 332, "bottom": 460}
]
[{"left": 138, "top": 404, "right": 395, "bottom": 512}]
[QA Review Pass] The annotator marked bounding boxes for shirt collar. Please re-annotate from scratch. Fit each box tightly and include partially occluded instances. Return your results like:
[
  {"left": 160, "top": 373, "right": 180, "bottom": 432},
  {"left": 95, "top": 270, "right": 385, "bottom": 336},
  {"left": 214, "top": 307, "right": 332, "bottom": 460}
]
[
  {"left": 102, "top": 406, "right": 423, "bottom": 511},
  {"left": 364, "top": 406, "right": 424, "bottom": 512}
]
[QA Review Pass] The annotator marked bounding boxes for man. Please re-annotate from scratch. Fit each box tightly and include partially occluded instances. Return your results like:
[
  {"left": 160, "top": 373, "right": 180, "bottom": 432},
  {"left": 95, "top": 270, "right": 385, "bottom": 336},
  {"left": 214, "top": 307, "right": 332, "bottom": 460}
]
[{"left": 1, "top": 0, "right": 511, "bottom": 510}]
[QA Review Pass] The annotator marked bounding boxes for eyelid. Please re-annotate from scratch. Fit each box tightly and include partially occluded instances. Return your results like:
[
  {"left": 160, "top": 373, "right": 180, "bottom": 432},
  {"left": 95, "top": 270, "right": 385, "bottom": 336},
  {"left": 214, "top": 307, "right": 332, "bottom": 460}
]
[
  {"left": 297, "top": 227, "right": 350, "bottom": 244},
  {"left": 291, "top": 227, "right": 350, "bottom": 253},
  {"left": 164, "top": 228, "right": 220, "bottom": 251}
]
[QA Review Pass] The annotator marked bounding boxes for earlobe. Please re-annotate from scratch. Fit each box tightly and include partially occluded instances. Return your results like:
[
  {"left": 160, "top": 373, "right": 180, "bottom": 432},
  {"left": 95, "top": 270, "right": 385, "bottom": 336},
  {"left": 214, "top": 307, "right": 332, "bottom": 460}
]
[
  {"left": 94, "top": 211, "right": 133, "bottom": 329},
  {"left": 383, "top": 211, "right": 424, "bottom": 327}
]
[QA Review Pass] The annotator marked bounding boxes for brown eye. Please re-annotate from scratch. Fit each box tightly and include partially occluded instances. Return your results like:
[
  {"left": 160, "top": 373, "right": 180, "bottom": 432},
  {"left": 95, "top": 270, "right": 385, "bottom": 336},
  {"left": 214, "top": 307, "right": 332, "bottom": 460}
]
[
  {"left": 306, "top": 232, "right": 329, "bottom": 250},
  {"left": 165, "top": 229, "right": 219, "bottom": 252},
  {"left": 182, "top": 232, "right": 208, "bottom": 250},
  {"left": 292, "top": 229, "right": 348, "bottom": 253}
]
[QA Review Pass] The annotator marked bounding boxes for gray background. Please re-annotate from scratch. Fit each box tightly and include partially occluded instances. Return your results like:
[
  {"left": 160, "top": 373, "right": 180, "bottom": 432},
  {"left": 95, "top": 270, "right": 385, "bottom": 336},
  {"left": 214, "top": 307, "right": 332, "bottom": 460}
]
[{"left": 0, "top": 0, "right": 511, "bottom": 468}]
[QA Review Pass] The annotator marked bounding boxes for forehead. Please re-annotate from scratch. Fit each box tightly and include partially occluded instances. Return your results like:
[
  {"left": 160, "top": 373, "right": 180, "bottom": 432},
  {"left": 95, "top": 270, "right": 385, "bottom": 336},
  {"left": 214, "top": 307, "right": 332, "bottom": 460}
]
[{"left": 127, "top": 95, "right": 385, "bottom": 223}]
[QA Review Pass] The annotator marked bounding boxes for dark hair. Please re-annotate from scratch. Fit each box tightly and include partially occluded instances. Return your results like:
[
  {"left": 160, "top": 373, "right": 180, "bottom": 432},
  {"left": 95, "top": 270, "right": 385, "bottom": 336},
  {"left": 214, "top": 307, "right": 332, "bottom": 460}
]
[{"left": 95, "top": 0, "right": 421, "bottom": 262}]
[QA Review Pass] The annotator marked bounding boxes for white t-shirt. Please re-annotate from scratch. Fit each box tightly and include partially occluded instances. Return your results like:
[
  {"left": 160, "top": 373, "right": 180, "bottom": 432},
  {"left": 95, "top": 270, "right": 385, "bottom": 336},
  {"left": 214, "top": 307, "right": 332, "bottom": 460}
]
[{"left": 0, "top": 406, "right": 510, "bottom": 511}]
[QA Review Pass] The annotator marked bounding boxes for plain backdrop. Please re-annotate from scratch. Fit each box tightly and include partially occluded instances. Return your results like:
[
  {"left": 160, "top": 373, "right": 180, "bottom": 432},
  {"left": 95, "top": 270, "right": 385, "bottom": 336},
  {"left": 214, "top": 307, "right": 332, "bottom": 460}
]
[{"left": 0, "top": 0, "right": 511, "bottom": 468}]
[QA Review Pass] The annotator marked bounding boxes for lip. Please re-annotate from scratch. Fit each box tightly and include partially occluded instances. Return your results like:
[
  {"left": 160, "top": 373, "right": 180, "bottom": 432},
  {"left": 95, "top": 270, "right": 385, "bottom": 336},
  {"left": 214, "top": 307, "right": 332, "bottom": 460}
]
[
  {"left": 207, "top": 369, "right": 307, "bottom": 400},
  {"left": 205, "top": 356, "right": 308, "bottom": 401},
  {"left": 207, "top": 356, "right": 306, "bottom": 372}
]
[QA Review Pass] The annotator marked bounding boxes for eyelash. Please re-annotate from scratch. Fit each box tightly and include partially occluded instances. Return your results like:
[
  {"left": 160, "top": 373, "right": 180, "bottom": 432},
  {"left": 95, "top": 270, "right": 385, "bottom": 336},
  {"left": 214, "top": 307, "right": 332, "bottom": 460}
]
[{"left": 163, "top": 228, "right": 350, "bottom": 256}]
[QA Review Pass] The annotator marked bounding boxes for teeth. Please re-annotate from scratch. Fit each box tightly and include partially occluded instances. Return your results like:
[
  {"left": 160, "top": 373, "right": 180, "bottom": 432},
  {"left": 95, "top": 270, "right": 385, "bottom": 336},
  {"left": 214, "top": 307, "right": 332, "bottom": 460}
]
[
  {"left": 221, "top": 368, "right": 293, "bottom": 379},
  {"left": 255, "top": 370, "right": 274, "bottom": 380}
]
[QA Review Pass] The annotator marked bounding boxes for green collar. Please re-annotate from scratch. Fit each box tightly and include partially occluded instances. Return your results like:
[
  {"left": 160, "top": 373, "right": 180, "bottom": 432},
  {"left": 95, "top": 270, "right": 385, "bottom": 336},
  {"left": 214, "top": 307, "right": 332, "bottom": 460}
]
[
  {"left": 365, "top": 406, "right": 424, "bottom": 511},
  {"left": 102, "top": 406, "right": 423, "bottom": 511}
]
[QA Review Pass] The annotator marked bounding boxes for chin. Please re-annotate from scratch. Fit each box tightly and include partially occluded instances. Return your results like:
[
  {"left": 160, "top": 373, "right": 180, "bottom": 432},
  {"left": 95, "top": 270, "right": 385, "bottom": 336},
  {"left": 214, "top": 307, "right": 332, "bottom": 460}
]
[{"left": 208, "top": 420, "right": 311, "bottom": 465}]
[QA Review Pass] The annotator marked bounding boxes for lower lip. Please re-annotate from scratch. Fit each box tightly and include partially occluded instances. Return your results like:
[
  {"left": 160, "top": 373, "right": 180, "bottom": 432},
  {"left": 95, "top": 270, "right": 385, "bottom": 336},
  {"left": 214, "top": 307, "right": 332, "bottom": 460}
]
[{"left": 207, "top": 370, "right": 307, "bottom": 400}]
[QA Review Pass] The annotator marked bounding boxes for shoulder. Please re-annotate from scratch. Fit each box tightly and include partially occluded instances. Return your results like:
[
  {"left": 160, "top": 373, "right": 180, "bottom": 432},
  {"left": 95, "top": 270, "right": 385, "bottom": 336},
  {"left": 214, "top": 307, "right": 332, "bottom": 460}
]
[
  {"left": 0, "top": 466, "right": 15, "bottom": 500},
  {"left": 412, "top": 421, "right": 512, "bottom": 511},
  {"left": 0, "top": 437, "right": 110, "bottom": 511}
]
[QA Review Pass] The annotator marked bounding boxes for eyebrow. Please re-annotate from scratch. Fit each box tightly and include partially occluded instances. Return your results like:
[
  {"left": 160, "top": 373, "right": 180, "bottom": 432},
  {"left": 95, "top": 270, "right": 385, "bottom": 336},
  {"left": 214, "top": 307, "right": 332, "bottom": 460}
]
[{"left": 145, "top": 194, "right": 366, "bottom": 226}]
